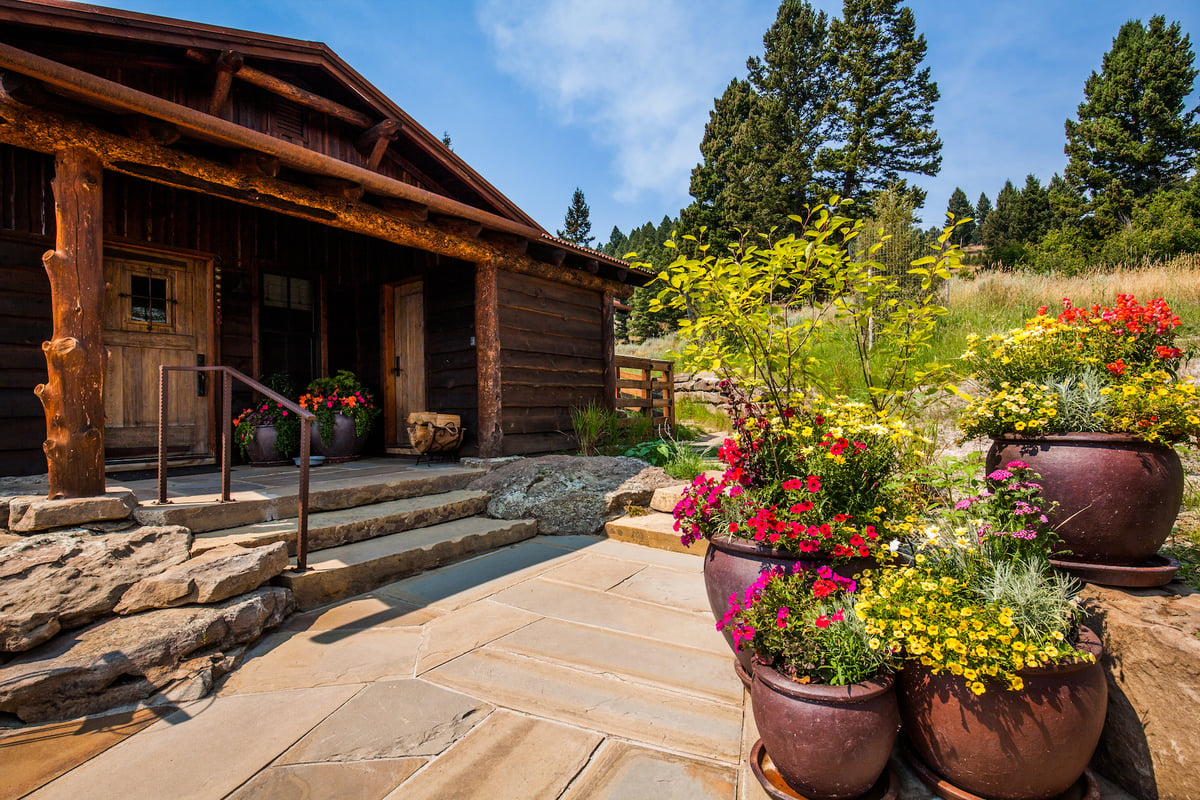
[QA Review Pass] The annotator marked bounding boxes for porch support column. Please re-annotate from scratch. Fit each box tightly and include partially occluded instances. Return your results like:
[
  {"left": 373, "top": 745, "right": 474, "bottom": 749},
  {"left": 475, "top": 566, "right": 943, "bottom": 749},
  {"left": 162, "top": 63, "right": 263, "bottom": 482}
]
[
  {"left": 475, "top": 261, "right": 503, "bottom": 457},
  {"left": 602, "top": 290, "right": 616, "bottom": 410},
  {"left": 35, "top": 148, "right": 107, "bottom": 499}
]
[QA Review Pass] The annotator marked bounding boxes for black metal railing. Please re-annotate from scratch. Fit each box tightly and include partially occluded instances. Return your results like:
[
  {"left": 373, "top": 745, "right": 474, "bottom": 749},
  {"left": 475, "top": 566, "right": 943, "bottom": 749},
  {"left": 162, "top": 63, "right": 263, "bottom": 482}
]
[{"left": 156, "top": 365, "right": 317, "bottom": 570}]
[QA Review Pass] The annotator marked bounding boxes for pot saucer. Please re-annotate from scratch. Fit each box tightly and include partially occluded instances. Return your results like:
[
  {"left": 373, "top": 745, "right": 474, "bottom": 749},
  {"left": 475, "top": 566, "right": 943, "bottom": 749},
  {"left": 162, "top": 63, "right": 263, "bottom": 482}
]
[
  {"left": 903, "top": 741, "right": 1099, "bottom": 800},
  {"left": 750, "top": 739, "right": 898, "bottom": 800},
  {"left": 1051, "top": 554, "right": 1180, "bottom": 588}
]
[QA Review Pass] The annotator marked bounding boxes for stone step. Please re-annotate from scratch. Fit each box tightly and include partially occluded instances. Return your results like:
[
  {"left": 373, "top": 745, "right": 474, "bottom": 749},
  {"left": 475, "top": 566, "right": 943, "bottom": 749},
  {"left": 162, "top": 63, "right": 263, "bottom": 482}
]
[
  {"left": 604, "top": 511, "right": 706, "bottom": 557},
  {"left": 276, "top": 516, "right": 539, "bottom": 610},
  {"left": 134, "top": 466, "right": 485, "bottom": 534},
  {"left": 190, "top": 490, "right": 491, "bottom": 557}
]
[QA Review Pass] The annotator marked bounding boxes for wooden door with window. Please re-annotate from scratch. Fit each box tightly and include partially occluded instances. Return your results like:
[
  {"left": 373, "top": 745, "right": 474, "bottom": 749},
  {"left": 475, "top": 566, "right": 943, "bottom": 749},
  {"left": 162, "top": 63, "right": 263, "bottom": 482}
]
[
  {"left": 382, "top": 279, "right": 426, "bottom": 453},
  {"left": 103, "top": 251, "right": 210, "bottom": 461}
]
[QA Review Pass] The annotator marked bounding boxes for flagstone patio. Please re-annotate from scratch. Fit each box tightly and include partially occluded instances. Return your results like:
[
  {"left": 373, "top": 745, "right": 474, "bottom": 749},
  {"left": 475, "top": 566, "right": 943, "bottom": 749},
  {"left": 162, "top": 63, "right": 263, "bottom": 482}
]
[{"left": 1, "top": 534, "right": 1135, "bottom": 799}]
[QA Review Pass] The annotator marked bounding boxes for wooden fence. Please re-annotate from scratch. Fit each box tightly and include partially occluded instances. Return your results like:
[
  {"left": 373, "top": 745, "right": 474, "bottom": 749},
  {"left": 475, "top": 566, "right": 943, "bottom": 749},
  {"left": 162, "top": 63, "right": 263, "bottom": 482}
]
[{"left": 614, "top": 355, "right": 674, "bottom": 430}]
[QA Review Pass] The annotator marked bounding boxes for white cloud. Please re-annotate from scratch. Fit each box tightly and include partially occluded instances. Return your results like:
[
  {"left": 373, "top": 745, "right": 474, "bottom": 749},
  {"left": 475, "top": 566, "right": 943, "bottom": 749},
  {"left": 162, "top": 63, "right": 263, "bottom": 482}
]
[{"left": 477, "top": 0, "right": 765, "bottom": 204}]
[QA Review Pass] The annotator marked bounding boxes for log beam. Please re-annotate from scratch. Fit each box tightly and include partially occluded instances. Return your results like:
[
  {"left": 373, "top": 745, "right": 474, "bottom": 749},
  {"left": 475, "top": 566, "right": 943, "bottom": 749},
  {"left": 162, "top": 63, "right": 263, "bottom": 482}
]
[
  {"left": 377, "top": 197, "right": 429, "bottom": 222},
  {"left": 187, "top": 48, "right": 374, "bottom": 128},
  {"left": 121, "top": 115, "right": 181, "bottom": 145},
  {"left": 36, "top": 148, "right": 106, "bottom": 499},
  {"left": 475, "top": 261, "right": 503, "bottom": 458},
  {"left": 356, "top": 118, "right": 400, "bottom": 171},
  {"left": 431, "top": 214, "right": 482, "bottom": 239},
  {"left": 208, "top": 50, "right": 243, "bottom": 117},
  {"left": 0, "top": 93, "right": 636, "bottom": 298},
  {"left": 313, "top": 176, "right": 365, "bottom": 202},
  {"left": 232, "top": 150, "right": 280, "bottom": 177},
  {"left": 481, "top": 231, "right": 528, "bottom": 254}
]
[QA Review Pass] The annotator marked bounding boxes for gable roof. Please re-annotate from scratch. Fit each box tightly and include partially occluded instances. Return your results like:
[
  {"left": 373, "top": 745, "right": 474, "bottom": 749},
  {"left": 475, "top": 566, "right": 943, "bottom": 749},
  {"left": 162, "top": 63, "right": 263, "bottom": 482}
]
[{"left": 0, "top": 0, "right": 549, "bottom": 229}]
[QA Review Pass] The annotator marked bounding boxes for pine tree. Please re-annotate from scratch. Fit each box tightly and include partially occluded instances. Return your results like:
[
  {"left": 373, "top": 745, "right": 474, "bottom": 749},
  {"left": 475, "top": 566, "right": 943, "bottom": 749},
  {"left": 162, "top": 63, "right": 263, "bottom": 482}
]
[
  {"left": 744, "top": 0, "right": 835, "bottom": 215},
  {"left": 557, "top": 187, "right": 594, "bottom": 246},
  {"left": 685, "top": 2, "right": 833, "bottom": 241},
  {"left": 1012, "top": 175, "right": 1052, "bottom": 245},
  {"left": 817, "top": 0, "right": 942, "bottom": 207},
  {"left": 944, "top": 187, "right": 976, "bottom": 245},
  {"left": 685, "top": 78, "right": 765, "bottom": 240},
  {"left": 1065, "top": 16, "right": 1200, "bottom": 202},
  {"left": 981, "top": 181, "right": 1023, "bottom": 265},
  {"left": 973, "top": 192, "right": 992, "bottom": 245},
  {"left": 601, "top": 225, "right": 629, "bottom": 258}
]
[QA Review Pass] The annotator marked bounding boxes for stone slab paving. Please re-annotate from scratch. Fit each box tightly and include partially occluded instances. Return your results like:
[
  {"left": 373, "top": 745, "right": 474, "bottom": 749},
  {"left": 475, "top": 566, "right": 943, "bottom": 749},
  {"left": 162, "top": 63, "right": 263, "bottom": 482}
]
[{"left": 1, "top": 534, "right": 1139, "bottom": 799}]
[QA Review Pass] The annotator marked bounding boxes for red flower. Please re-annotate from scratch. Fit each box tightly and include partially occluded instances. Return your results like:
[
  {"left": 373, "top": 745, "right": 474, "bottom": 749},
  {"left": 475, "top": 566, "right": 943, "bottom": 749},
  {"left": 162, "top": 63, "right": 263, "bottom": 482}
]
[
  {"left": 806, "top": 476, "right": 821, "bottom": 493},
  {"left": 1106, "top": 359, "right": 1126, "bottom": 376}
]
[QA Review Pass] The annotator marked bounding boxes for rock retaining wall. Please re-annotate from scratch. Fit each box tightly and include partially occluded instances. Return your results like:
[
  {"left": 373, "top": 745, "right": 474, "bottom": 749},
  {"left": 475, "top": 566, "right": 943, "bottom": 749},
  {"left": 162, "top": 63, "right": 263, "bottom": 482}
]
[
  {"left": 1081, "top": 583, "right": 1200, "bottom": 800},
  {"left": 0, "top": 492, "right": 293, "bottom": 724}
]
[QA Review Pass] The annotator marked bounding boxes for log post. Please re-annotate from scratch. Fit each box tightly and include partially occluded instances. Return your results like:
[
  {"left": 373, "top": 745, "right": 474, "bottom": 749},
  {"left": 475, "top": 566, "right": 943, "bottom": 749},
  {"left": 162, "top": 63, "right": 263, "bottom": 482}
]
[
  {"left": 35, "top": 148, "right": 106, "bottom": 499},
  {"left": 475, "top": 261, "right": 503, "bottom": 457}
]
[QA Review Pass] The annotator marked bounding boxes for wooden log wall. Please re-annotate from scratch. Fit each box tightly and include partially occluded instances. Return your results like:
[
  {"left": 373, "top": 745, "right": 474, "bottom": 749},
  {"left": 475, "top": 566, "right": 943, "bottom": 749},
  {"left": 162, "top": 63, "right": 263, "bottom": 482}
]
[
  {"left": 497, "top": 270, "right": 606, "bottom": 455},
  {"left": 425, "top": 259, "right": 479, "bottom": 452},
  {"left": 0, "top": 143, "right": 424, "bottom": 473}
]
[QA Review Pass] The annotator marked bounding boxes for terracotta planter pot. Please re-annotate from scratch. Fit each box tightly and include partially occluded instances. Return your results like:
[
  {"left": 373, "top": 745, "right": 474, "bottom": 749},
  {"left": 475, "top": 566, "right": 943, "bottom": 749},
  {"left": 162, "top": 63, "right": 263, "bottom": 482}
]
[
  {"left": 311, "top": 413, "right": 369, "bottom": 463},
  {"left": 987, "top": 433, "right": 1183, "bottom": 566},
  {"left": 899, "top": 626, "right": 1107, "bottom": 800},
  {"left": 752, "top": 662, "right": 899, "bottom": 800},
  {"left": 243, "top": 425, "right": 290, "bottom": 466},
  {"left": 703, "top": 535, "right": 875, "bottom": 674}
]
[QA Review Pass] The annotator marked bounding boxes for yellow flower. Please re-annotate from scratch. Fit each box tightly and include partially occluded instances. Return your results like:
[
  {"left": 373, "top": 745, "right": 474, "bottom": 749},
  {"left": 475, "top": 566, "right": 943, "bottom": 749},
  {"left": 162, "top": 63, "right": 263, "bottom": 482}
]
[{"left": 970, "top": 681, "right": 986, "bottom": 695}]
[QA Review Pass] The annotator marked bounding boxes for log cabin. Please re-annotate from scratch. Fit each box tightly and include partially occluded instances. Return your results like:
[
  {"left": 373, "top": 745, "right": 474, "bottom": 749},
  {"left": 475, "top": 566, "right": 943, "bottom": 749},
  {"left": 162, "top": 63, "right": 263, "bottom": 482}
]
[{"left": 0, "top": 0, "right": 650, "bottom": 490}]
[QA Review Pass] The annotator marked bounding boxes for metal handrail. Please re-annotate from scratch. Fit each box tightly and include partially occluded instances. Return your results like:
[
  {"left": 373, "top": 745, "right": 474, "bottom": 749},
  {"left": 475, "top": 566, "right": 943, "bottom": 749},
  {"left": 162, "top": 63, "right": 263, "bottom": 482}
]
[{"left": 156, "top": 365, "right": 317, "bottom": 570}]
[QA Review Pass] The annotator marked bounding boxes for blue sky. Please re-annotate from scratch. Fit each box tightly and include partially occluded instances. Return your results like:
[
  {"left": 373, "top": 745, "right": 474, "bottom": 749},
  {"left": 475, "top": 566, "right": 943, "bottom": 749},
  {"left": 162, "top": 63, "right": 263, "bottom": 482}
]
[{"left": 83, "top": 1, "right": 1200, "bottom": 240}]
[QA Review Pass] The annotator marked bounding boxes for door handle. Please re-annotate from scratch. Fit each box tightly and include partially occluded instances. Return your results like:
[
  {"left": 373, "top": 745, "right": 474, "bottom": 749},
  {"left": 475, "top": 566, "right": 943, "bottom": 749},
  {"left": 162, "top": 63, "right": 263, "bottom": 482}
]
[
  {"left": 393, "top": 356, "right": 403, "bottom": 376},
  {"left": 197, "top": 354, "right": 207, "bottom": 396}
]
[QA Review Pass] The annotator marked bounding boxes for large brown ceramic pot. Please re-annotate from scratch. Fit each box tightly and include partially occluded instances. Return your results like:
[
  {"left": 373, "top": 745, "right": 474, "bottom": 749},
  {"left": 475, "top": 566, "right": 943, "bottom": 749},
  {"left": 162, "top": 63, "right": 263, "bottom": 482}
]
[
  {"left": 753, "top": 661, "right": 899, "bottom": 800},
  {"left": 244, "top": 425, "right": 290, "bottom": 466},
  {"left": 311, "top": 413, "right": 369, "bottom": 462},
  {"left": 899, "top": 626, "right": 1107, "bottom": 800},
  {"left": 987, "top": 433, "right": 1183, "bottom": 566},
  {"left": 704, "top": 536, "right": 875, "bottom": 675}
]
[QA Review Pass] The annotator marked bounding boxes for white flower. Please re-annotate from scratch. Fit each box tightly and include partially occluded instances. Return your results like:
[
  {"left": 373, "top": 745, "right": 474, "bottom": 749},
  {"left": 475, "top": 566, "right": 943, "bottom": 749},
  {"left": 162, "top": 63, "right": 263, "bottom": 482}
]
[{"left": 888, "top": 539, "right": 901, "bottom": 554}]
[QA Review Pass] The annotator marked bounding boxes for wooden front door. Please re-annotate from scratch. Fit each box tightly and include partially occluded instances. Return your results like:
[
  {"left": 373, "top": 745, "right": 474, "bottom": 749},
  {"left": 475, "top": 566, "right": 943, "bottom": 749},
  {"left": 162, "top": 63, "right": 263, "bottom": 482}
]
[
  {"left": 382, "top": 279, "right": 426, "bottom": 453},
  {"left": 103, "top": 251, "right": 210, "bottom": 461}
]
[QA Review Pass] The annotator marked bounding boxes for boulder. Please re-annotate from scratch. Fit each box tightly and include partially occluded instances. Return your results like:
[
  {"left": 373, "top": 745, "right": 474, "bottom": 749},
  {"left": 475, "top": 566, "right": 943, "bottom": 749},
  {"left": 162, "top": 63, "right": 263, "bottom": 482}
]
[
  {"left": 115, "top": 542, "right": 290, "bottom": 614},
  {"left": 7, "top": 491, "right": 138, "bottom": 532},
  {"left": 468, "top": 456, "right": 681, "bottom": 534},
  {"left": 0, "top": 587, "right": 294, "bottom": 723},
  {"left": 0, "top": 526, "right": 192, "bottom": 652},
  {"left": 1080, "top": 583, "right": 1200, "bottom": 800}
]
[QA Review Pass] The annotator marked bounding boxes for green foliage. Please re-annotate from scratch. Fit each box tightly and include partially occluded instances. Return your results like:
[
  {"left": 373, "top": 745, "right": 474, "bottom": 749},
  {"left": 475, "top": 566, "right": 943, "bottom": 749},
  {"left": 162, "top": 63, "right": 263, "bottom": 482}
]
[
  {"left": 1064, "top": 15, "right": 1199, "bottom": 203},
  {"left": 623, "top": 438, "right": 715, "bottom": 481},
  {"left": 557, "top": 187, "right": 594, "bottom": 246},
  {"left": 606, "top": 216, "right": 686, "bottom": 341},
  {"left": 817, "top": 0, "right": 942, "bottom": 206},
  {"left": 651, "top": 199, "right": 963, "bottom": 418},
  {"left": 675, "top": 397, "right": 731, "bottom": 432},
  {"left": 945, "top": 188, "right": 976, "bottom": 246}
]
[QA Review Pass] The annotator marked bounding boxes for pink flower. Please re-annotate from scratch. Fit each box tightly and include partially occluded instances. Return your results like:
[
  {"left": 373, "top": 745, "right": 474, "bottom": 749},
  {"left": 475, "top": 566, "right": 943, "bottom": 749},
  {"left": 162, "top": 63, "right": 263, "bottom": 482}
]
[{"left": 776, "top": 607, "right": 789, "bottom": 628}]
